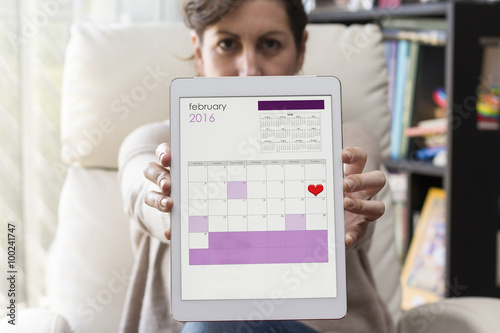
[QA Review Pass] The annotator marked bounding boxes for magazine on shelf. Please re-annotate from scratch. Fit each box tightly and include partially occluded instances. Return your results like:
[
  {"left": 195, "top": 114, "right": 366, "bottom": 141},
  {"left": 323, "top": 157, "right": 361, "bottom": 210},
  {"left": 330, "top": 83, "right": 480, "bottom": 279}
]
[{"left": 401, "top": 187, "right": 446, "bottom": 311}]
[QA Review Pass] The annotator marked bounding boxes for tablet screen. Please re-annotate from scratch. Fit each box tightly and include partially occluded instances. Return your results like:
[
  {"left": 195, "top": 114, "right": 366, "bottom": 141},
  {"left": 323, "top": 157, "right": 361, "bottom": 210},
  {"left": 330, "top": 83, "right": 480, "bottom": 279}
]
[{"left": 179, "top": 95, "right": 338, "bottom": 301}]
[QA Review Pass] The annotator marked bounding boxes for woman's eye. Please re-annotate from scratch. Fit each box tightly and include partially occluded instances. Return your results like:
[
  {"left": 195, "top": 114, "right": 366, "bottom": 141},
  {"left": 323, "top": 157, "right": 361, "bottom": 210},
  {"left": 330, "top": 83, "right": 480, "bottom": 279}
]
[
  {"left": 217, "top": 39, "right": 237, "bottom": 51},
  {"left": 261, "top": 39, "right": 281, "bottom": 51}
]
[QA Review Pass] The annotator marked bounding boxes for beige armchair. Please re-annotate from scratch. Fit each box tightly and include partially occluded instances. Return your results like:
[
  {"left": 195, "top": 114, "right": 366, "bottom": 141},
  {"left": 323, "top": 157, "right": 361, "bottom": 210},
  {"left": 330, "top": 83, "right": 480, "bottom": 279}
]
[{"left": 3, "top": 21, "right": 500, "bottom": 333}]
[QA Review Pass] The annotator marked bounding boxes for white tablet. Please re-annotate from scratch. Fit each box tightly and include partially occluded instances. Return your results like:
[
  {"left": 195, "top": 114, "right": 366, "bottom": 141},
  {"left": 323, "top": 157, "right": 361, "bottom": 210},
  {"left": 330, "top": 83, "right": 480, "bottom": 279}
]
[{"left": 170, "top": 76, "right": 346, "bottom": 322}]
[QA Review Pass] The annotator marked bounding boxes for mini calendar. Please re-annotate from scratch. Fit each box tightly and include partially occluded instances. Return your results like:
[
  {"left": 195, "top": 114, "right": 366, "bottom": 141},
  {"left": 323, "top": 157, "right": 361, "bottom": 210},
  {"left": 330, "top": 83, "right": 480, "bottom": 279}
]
[
  {"left": 260, "top": 113, "right": 322, "bottom": 152},
  {"left": 188, "top": 159, "right": 328, "bottom": 265}
]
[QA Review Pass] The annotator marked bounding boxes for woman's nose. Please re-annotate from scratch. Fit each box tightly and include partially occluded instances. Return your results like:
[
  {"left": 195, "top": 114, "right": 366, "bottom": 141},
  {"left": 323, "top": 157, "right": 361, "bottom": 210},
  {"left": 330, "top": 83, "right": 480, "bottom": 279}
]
[{"left": 237, "top": 49, "right": 262, "bottom": 76}]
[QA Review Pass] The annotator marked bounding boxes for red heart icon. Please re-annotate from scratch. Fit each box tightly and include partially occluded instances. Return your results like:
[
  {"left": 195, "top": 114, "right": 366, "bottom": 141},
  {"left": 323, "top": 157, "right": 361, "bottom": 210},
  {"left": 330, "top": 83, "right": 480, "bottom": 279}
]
[{"left": 308, "top": 184, "right": 323, "bottom": 196}]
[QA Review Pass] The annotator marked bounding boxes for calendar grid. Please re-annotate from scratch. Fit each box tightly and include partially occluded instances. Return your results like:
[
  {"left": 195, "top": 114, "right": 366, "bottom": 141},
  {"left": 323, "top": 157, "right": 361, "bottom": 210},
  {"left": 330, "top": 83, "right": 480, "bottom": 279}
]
[{"left": 188, "top": 160, "right": 329, "bottom": 265}]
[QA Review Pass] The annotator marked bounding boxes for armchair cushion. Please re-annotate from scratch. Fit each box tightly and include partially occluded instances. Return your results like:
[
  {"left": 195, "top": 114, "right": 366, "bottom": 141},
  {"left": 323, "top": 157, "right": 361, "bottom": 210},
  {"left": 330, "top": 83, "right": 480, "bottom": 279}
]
[
  {"left": 46, "top": 168, "right": 134, "bottom": 333},
  {"left": 399, "top": 297, "right": 500, "bottom": 333},
  {"left": 61, "top": 22, "right": 196, "bottom": 169}
]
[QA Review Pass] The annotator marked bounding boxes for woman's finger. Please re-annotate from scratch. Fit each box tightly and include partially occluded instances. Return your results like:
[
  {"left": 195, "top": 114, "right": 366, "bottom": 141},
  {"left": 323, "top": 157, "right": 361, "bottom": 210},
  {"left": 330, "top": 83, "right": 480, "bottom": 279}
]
[
  {"left": 164, "top": 228, "right": 171, "bottom": 241},
  {"left": 344, "top": 197, "right": 385, "bottom": 222},
  {"left": 342, "top": 147, "right": 367, "bottom": 177},
  {"left": 144, "top": 190, "right": 173, "bottom": 212},
  {"left": 343, "top": 170, "right": 386, "bottom": 198},
  {"left": 155, "top": 143, "right": 171, "bottom": 168},
  {"left": 345, "top": 226, "right": 367, "bottom": 250},
  {"left": 143, "top": 161, "right": 171, "bottom": 194}
]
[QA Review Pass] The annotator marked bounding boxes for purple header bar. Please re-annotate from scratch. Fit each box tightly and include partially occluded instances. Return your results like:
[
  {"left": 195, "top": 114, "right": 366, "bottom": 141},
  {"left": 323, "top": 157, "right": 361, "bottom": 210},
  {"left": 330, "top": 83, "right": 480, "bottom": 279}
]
[{"left": 258, "top": 100, "right": 324, "bottom": 111}]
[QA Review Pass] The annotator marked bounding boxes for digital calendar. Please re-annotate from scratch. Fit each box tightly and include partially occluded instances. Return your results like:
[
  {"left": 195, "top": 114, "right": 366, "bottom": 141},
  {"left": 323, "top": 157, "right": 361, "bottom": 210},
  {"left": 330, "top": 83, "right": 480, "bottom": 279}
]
[
  {"left": 170, "top": 77, "right": 346, "bottom": 321},
  {"left": 187, "top": 159, "right": 328, "bottom": 266}
]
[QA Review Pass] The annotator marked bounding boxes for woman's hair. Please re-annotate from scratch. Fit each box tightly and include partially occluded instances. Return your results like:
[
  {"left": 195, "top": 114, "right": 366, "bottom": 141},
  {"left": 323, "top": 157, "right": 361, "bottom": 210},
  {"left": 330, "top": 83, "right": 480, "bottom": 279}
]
[{"left": 182, "top": 0, "right": 308, "bottom": 50}]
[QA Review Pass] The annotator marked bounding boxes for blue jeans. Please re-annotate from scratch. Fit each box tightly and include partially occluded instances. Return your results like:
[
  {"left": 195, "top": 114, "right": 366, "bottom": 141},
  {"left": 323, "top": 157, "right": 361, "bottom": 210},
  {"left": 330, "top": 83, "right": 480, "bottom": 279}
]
[{"left": 182, "top": 321, "right": 319, "bottom": 333}]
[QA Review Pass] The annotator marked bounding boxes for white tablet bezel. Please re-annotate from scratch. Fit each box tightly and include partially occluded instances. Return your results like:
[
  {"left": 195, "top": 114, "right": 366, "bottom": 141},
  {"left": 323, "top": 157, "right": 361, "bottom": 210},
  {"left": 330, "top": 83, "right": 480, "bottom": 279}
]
[{"left": 170, "top": 76, "right": 346, "bottom": 322}]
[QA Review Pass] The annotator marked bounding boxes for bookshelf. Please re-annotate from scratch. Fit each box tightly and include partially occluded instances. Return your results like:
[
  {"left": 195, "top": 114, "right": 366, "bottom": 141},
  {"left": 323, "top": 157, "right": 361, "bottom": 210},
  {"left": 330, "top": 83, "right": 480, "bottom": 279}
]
[{"left": 310, "top": 1, "right": 500, "bottom": 299}]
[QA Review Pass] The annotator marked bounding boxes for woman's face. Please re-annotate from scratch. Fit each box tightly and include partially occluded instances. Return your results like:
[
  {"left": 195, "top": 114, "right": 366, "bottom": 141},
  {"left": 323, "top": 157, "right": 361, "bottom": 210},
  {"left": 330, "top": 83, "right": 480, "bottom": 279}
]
[{"left": 191, "top": 0, "right": 307, "bottom": 77}]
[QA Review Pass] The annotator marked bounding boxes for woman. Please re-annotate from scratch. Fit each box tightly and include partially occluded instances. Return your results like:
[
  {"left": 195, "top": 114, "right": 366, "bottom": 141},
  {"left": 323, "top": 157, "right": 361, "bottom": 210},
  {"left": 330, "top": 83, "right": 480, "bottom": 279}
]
[{"left": 118, "top": 0, "right": 392, "bottom": 332}]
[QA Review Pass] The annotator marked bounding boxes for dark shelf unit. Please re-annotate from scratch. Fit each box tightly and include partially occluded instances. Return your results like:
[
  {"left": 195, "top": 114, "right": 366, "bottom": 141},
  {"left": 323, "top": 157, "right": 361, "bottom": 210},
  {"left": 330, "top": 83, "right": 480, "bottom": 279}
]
[
  {"left": 310, "top": 1, "right": 500, "bottom": 299},
  {"left": 310, "top": 2, "right": 448, "bottom": 23}
]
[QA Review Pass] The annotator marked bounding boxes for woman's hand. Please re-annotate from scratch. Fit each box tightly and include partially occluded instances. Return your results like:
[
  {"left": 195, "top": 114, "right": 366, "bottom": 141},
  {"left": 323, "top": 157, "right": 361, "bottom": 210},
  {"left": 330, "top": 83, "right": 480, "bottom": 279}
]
[
  {"left": 144, "top": 144, "right": 386, "bottom": 245},
  {"left": 342, "top": 147, "right": 386, "bottom": 250},
  {"left": 143, "top": 143, "right": 173, "bottom": 240}
]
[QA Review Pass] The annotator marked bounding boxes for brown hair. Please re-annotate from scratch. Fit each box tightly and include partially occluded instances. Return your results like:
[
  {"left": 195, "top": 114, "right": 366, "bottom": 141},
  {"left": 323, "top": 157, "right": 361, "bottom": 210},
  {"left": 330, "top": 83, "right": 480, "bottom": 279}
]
[{"left": 182, "top": 0, "right": 308, "bottom": 50}]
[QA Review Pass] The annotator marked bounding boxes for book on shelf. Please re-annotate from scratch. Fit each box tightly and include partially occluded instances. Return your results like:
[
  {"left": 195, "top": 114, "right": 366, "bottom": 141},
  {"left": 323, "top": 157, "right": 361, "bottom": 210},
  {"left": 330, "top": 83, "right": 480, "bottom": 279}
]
[
  {"left": 401, "top": 187, "right": 446, "bottom": 311},
  {"left": 377, "top": 0, "right": 401, "bottom": 9},
  {"left": 383, "top": 40, "right": 398, "bottom": 111},
  {"left": 380, "top": 18, "right": 447, "bottom": 45},
  {"left": 390, "top": 39, "right": 410, "bottom": 160},
  {"left": 387, "top": 171, "right": 408, "bottom": 262},
  {"left": 405, "top": 118, "right": 447, "bottom": 137},
  {"left": 400, "top": 42, "right": 420, "bottom": 158},
  {"left": 312, "top": 0, "right": 349, "bottom": 12},
  {"left": 388, "top": 40, "right": 421, "bottom": 160},
  {"left": 380, "top": 18, "right": 448, "bottom": 32},
  {"left": 382, "top": 29, "right": 446, "bottom": 46},
  {"left": 404, "top": 88, "right": 448, "bottom": 166}
]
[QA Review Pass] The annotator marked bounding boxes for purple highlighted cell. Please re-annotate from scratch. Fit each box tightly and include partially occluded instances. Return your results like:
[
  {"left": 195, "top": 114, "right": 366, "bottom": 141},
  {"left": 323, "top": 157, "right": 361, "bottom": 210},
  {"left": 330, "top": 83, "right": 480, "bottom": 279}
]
[
  {"left": 248, "top": 231, "right": 267, "bottom": 248},
  {"left": 258, "top": 100, "right": 324, "bottom": 111},
  {"left": 248, "top": 248, "right": 268, "bottom": 264},
  {"left": 190, "top": 229, "right": 329, "bottom": 265},
  {"left": 209, "top": 232, "right": 228, "bottom": 249},
  {"left": 268, "top": 247, "right": 287, "bottom": 263},
  {"left": 285, "top": 214, "right": 306, "bottom": 230},
  {"left": 189, "top": 216, "right": 208, "bottom": 233},
  {"left": 286, "top": 247, "right": 307, "bottom": 263},
  {"left": 228, "top": 232, "right": 248, "bottom": 248},
  {"left": 307, "top": 246, "right": 328, "bottom": 262},
  {"left": 306, "top": 230, "right": 328, "bottom": 247},
  {"left": 286, "top": 230, "right": 306, "bottom": 247},
  {"left": 209, "top": 248, "right": 228, "bottom": 264},
  {"left": 268, "top": 231, "right": 286, "bottom": 247},
  {"left": 190, "top": 249, "right": 209, "bottom": 265},
  {"left": 228, "top": 248, "right": 248, "bottom": 264},
  {"left": 227, "top": 181, "right": 247, "bottom": 199}
]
